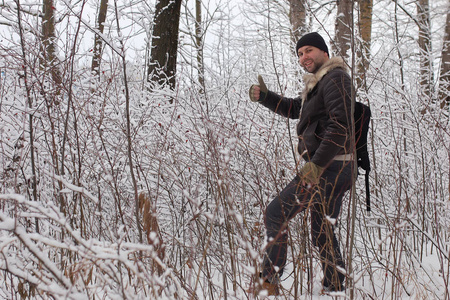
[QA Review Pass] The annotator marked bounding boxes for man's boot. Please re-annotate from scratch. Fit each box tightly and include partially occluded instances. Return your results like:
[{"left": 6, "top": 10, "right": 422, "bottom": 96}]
[
  {"left": 321, "top": 278, "right": 345, "bottom": 295},
  {"left": 247, "top": 275, "right": 280, "bottom": 297},
  {"left": 260, "top": 280, "right": 280, "bottom": 296}
]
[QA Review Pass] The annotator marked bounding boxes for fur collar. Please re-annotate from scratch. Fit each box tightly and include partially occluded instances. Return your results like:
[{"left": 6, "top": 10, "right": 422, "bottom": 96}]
[{"left": 301, "top": 57, "right": 348, "bottom": 102}]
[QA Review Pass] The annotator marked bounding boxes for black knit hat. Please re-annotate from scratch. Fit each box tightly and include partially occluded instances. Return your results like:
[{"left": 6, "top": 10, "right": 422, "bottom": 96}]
[{"left": 296, "top": 32, "right": 329, "bottom": 56}]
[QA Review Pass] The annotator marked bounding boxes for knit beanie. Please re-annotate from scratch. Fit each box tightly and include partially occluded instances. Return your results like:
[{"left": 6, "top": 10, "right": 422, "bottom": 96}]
[{"left": 296, "top": 32, "right": 329, "bottom": 56}]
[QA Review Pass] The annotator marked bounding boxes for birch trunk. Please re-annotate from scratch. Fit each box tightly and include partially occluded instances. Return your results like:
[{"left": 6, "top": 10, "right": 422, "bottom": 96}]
[
  {"left": 91, "top": 0, "right": 109, "bottom": 76},
  {"left": 196, "top": 0, "right": 205, "bottom": 93}
]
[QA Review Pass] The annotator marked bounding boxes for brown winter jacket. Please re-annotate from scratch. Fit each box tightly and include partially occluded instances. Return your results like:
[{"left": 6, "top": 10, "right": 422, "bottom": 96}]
[{"left": 260, "top": 57, "right": 353, "bottom": 168}]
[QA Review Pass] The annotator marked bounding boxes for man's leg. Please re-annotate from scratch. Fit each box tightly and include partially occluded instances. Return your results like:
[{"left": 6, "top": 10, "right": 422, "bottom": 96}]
[
  {"left": 262, "top": 175, "right": 312, "bottom": 282},
  {"left": 310, "top": 161, "right": 352, "bottom": 291},
  {"left": 311, "top": 206, "right": 346, "bottom": 290}
]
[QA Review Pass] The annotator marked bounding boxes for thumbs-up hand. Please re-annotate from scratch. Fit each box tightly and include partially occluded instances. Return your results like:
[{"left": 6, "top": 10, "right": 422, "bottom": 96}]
[{"left": 248, "top": 75, "right": 268, "bottom": 102}]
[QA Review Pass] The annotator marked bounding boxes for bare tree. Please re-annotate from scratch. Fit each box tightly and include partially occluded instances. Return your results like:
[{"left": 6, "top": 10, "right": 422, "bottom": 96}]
[
  {"left": 41, "top": 0, "right": 61, "bottom": 87},
  {"left": 147, "top": 0, "right": 183, "bottom": 90},
  {"left": 334, "top": 0, "right": 353, "bottom": 58},
  {"left": 91, "top": 0, "right": 109, "bottom": 76},
  {"left": 15, "top": 0, "right": 39, "bottom": 233},
  {"left": 288, "top": 0, "right": 307, "bottom": 43},
  {"left": 439, "top": 1, "right": 450, "bottom": 108},
  {"left": 356, "top": 0, "right": 373, "bottom": 89},
  {"left": 195, "top": 0, "right": 205, "bottom": 93},
  {"left": 416, "top": 0, "right": 434, "bottom": 97}
]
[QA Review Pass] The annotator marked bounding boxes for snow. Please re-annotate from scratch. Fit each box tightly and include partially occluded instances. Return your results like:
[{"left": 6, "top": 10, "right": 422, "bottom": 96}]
[
  {"left": 325, "top": 215, "right": 337, "bottom": 226},
  {"left": 0, "top": 0, "right": 449, "bottom": 299}
]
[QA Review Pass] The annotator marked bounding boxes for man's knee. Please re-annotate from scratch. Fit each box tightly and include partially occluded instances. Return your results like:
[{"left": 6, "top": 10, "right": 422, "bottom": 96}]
[{"left": 311, "top": 220, "right": 334, "bottom": 248}]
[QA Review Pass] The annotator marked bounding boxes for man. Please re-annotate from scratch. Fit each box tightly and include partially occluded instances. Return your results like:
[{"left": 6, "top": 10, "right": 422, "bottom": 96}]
[{"left": 248, "top": 32, "right": 353, "bottom": 295}]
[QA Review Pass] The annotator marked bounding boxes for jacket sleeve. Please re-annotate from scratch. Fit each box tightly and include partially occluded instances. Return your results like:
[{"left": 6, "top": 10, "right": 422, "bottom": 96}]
[
  {"left": 260, "top": 90, "right": 302, "bottom": 119},
  {"left": 311, "top": 71, "right": 352, "bottom": 167}
]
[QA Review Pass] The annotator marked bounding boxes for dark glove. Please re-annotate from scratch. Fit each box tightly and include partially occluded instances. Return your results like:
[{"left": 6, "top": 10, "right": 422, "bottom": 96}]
[
  {"left": 299, "top": 162, "right": 324, "bottom": 186},
  {"left": 248, "top": 75, "right": 268, "bottom": 102}
]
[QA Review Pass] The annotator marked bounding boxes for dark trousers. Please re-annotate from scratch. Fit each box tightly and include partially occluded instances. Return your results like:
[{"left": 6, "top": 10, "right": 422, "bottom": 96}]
[{"left": 262, "top": 160, "right": 353, "bottom": 288}]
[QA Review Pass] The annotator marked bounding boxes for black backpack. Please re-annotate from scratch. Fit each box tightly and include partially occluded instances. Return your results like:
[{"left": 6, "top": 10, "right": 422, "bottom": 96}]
[{"left": 354, "top": 102, "right": 372, "bottom": 211}]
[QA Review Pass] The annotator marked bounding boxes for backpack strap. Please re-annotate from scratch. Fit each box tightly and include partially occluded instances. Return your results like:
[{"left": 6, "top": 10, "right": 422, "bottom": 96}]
[
  {"left": 354, "top": 102, "right": 372, "bottom": 212},
  {"left": 365, "top": 170, "right": 370, "bottom": 212}
]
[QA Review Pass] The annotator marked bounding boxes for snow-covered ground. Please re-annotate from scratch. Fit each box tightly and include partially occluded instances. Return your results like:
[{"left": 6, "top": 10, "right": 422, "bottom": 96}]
[{"left": 0, "top": 0, "right": 449, "bottom": 299}]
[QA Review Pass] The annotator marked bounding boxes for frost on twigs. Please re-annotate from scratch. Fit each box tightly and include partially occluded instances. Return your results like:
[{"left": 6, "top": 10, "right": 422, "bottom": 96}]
[{"left": 0, "top": 194, "right": 181, "bottom": 299}]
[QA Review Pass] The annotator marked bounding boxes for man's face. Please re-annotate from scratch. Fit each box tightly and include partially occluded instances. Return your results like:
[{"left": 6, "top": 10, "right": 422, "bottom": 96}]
[{"left": 297, "top": 45, "right": 329, "bottom": 73}]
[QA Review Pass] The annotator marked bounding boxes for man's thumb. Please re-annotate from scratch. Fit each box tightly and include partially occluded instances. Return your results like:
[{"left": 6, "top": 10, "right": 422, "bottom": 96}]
[{"left": 258, "top": 75, "right": 268, "bottom": 93}]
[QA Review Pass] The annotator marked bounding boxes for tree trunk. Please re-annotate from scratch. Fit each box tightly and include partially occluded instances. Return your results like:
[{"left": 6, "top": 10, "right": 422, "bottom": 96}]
[
  {"left": 41, "top": 0, "right": 61, "bottom": 86},
  {"left": 417, "top": 0, "right": 433, "bottom": 97},
  {"left": 439, "top": 1, "right": 450, "bottom": 108},
  {"left": 147, "top": 0, "right": 183, "bottom": 90},
  {"left": 356, "top": 0, "right": 373, "bottom": 90},
  {"left": 91, "top": 0, "right": 109, "bottom": 76},
  {"left": 334, "top": 0, "right": 353, "bottom": 58},
  {"left": 16, "top": 0, "right": 40, "bottom": 232},
  {"left": 288, "top": 0, "right": 307, "bottom": 44},
  {"left": 196, "top": 0, "right": 205, "bottom": 93}
]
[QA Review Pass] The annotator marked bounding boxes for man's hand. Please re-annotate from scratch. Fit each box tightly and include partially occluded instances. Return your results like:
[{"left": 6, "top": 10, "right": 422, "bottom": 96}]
[
  {"left": 299, "top": 162, "right": 324, "bottom": 186},
  {"left": 249, "top": 75, "right": 268, "bottom": 102}
]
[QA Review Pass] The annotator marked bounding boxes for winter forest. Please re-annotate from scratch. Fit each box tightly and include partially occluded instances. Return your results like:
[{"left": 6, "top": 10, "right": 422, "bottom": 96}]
[{"left": 0, "top": 0, "right": 449, "bottom": 299}]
